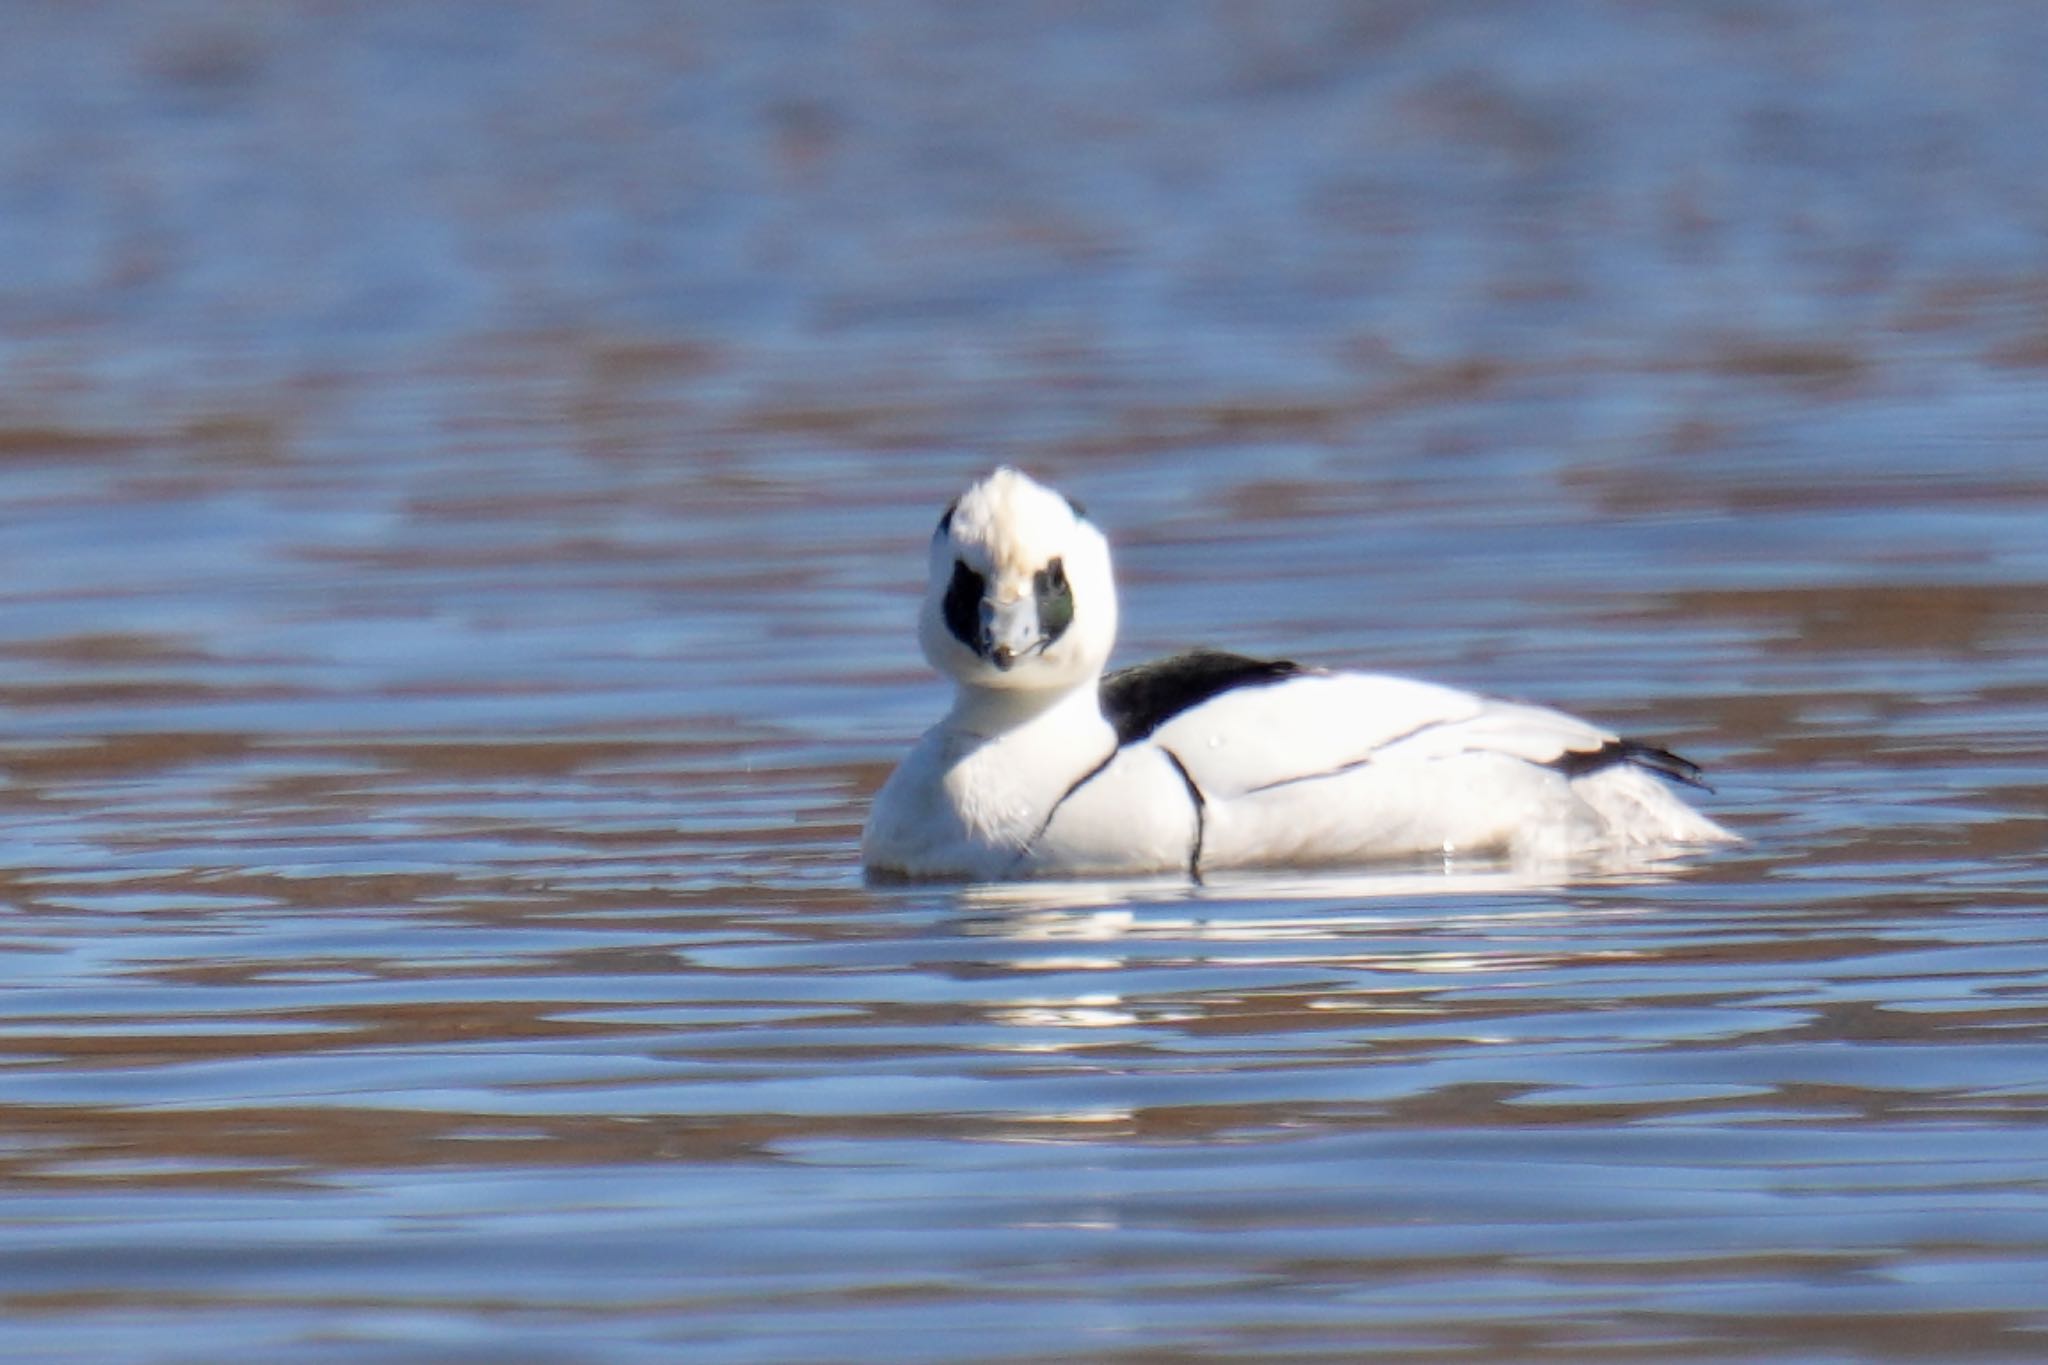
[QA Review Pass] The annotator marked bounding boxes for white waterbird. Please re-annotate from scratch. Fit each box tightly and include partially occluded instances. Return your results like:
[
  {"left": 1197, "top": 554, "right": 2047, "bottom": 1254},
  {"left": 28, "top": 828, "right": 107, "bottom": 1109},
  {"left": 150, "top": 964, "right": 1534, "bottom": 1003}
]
[{"left": 864, "top": 468, "right": 1735, "bottom": 882}]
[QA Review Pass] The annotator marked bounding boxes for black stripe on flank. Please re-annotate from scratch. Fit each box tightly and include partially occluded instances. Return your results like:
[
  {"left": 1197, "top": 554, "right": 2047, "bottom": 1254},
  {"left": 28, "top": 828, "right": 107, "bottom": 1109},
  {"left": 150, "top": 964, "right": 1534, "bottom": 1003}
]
[
  {"left": 1553, "top": 739, "right": 1712, "bottom": 791},
  {"left": 1101, "top": 649, "right": 1305, "bottom": 746},
  {"left": 1245, "top": 729, "right": 1715, "bottom": 797},
  {"left": 1006, "top": 746, "right": 1120, "bottom": 877},
  {"left": 1240, "top": 717, "right": 1457, "bottom": 795},
  {"left": 1160, "top": 748, "right": 1206, "bottom": 884}
]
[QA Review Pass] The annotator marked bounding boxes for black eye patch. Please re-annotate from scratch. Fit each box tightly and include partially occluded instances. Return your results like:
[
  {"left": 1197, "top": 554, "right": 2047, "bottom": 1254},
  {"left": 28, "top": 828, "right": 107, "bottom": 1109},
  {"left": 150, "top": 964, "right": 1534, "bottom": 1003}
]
[
  {"left": 943, "top": 559, "right": 984, "bottom": 651},
  {"left": 1033, "top": 556, "right": 1073, "bottom": 642}
]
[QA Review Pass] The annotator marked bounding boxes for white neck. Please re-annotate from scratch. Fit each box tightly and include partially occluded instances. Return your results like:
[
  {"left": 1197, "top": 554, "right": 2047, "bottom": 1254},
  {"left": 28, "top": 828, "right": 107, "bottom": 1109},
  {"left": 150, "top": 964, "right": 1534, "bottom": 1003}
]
[{"left": 944, "top": 674, "right": 1106, "bottom": 738}]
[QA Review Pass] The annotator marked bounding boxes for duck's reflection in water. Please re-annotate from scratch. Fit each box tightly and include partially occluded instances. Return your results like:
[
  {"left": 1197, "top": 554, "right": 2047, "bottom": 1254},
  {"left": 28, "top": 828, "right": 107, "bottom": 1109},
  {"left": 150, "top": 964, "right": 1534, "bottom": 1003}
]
[
  {"left": 942, "top": 858, "right": 1702, "bottom": 1071},
  {"left": 950, "top": 853, "right": 1695, "bottom": 940}
]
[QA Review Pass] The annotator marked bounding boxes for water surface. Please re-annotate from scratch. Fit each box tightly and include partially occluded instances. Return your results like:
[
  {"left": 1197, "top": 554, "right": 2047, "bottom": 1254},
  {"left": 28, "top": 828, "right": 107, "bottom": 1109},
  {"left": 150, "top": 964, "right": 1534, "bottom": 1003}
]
[{"left": 5, "top": 4, "right": 2048, "bottom": 1361}]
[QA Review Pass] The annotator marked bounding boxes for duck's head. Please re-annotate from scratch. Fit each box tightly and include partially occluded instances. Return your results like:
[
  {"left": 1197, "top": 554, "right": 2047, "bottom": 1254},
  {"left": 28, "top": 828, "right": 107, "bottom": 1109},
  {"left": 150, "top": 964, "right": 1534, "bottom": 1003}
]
[{"left": 919, "top": 467, "right": 1117, "bottom": 693}]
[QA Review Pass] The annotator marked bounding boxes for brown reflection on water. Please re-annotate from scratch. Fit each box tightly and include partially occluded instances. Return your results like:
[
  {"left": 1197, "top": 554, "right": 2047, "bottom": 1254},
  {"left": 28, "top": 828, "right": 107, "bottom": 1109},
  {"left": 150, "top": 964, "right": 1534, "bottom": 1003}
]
[
  {"left": 7, "top": 344, "right": 2048, "bottom": 1353},
  {"left": 1657, "top": 583, "right": 2048, "bottom": 656},
  {"left": 6, "top": 4, "right": 2048, "bottom": 1360}
]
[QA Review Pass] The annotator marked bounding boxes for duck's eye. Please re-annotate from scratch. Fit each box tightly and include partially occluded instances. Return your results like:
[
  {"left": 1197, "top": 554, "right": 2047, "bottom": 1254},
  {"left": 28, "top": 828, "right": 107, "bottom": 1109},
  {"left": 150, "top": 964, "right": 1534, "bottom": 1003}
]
[
  {"left": 942, "top": 559, "right": 984, "bottom": 651},
  {"left": 1034, "top": 556, "right": 1074, "bottom": 641}
]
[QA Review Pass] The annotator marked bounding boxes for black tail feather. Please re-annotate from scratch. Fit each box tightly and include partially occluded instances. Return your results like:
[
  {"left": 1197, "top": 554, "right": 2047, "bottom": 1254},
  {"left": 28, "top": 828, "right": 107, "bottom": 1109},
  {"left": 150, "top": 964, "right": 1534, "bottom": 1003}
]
[{"left": 1554, "top": 739, "right": 1712, "bottom": 792}]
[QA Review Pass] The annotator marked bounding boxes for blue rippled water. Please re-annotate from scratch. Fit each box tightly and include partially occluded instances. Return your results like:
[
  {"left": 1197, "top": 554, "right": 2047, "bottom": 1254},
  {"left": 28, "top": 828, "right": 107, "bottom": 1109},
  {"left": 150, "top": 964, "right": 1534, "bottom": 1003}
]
[{"left": 4, "top": 4, "right": 2048, "bottom": 1361}]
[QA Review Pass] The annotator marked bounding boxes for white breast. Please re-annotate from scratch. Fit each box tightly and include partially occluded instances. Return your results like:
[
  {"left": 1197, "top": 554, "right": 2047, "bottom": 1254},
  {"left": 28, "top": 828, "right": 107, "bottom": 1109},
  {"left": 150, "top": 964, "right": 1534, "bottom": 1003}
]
[{"left": 1020, "top": 745, "right": 1200, "bottom": 877}]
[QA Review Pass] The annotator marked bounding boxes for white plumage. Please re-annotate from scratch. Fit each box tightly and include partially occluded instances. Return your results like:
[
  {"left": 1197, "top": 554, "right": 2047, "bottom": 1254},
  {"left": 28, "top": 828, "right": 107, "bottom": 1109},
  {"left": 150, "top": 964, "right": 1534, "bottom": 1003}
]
[{"left": 863, "top": 468, "right": 1735, "bottom": 882}]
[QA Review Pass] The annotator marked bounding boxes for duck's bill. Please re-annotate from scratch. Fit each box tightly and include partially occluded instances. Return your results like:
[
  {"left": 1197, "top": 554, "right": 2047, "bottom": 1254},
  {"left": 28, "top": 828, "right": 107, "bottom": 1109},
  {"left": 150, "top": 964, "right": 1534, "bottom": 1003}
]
[{"left": 980, "top": 596, "right": 1047, "bottom": 670}]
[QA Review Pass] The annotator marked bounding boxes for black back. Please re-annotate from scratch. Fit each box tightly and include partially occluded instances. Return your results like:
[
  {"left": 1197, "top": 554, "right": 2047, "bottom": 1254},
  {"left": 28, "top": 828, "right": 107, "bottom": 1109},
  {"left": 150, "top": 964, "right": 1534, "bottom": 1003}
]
[{"left": 1100, "top": 649, "right": 1305, "bottom": 745}]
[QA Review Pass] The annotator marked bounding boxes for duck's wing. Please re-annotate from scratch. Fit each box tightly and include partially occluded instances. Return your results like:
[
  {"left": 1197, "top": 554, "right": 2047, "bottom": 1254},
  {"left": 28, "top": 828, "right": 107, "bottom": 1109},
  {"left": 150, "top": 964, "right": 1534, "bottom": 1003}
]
[
  {"left": 1140, "top": 666, "right": 1624, "bottom": 803},
  {"left": 1101, "top": 650, "right": 1307, "bottom": 744}
]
